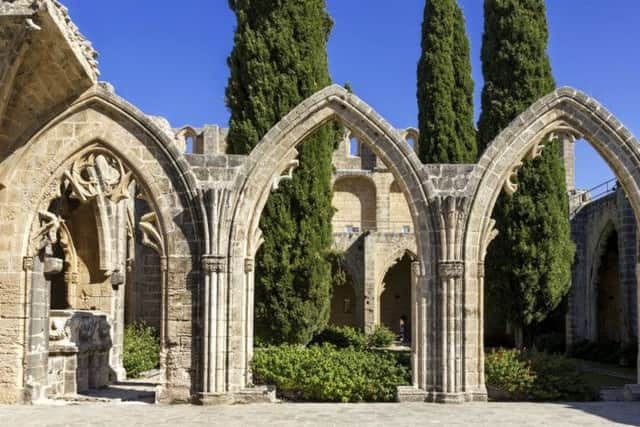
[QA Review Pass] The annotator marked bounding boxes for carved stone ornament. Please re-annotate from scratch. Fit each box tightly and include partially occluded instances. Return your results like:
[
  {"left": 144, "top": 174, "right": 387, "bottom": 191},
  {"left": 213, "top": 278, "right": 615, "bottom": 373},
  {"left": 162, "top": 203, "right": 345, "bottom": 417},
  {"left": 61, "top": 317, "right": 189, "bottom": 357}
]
[
  {"left": 244, "top": 258, "right": 255, "bottom": 273},
  {"left": 503, "top": 161, "right": 523, "bottom": 196},
  {"left": 437, "top": 261, "right": 464, "bottom": 279},
  {"left": 33, "top": 210, "right": 63, "bottom": 250},
  {"left": 49, "top": 318, "right": 71, "bottom": 342},
  {"left": 202, "top": 255, "right": 226, "bottom": 274},
  {"left": 64, "top": 151, "right": 133, "bottom": 203},
  {"left": 139, "top": 211, "right": 164, "bottom": 256},
  {"left": 272, "top": 159, "right": 299, "bottom": 191}
]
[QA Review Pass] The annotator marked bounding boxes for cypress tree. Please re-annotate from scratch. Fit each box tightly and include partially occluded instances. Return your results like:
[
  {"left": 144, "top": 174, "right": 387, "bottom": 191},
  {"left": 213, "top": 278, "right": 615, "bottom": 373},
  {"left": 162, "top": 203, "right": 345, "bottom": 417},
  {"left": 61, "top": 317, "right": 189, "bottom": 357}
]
[
  {"left": 417, "top": 0, "right": 476, "bottom": 163},
  {"left": 478, "top": 0, "right": 575, "bottom": 346},
  {"left": 226, "top": 0, "right": 336, "bottom": 344}
]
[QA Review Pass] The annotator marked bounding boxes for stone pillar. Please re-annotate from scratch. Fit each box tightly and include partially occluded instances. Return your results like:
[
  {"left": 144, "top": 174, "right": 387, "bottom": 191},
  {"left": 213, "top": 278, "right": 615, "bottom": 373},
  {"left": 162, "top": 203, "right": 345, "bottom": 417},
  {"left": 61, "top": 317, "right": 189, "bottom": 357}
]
[
  {"left": 202, "top": 254, "right": 227, "bottom": 394},
  {"left": 243, "top": 257, "right": 255, "bottom": 386},
  {"left": 363, "top": 232, "right": 377, "bottom": 333}
]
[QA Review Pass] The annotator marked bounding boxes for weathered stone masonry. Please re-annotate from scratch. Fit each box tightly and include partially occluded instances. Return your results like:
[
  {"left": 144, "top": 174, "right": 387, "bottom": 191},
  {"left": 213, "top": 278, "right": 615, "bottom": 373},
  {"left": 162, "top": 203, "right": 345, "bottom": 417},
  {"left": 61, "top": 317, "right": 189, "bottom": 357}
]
[{"left": 1, "top": 1, "right": 640, "bottom": 404}]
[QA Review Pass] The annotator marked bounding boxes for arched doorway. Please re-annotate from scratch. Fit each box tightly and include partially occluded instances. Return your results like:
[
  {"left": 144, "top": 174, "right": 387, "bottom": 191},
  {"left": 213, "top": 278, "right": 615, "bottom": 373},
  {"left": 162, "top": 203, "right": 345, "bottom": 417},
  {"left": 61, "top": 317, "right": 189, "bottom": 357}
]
[
  {"left": 225, "top": 85, "right": 435, "bottom": 400},
  {"left": 380, "top": 253, "right": 412, "bottom": 342},
  {"left": 595, "top": 229, "right": 622, "bottom": 343}
]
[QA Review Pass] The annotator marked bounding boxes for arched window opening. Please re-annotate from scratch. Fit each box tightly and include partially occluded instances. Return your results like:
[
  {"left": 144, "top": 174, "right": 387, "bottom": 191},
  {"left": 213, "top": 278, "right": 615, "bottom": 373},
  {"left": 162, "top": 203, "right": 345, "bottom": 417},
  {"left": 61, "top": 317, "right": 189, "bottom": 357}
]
[
  {"left": 349, "top": 136, "right": 360, "bottom": 157},
  {"left": 185, "top": 135, "right": 194, "bottom": 154}
]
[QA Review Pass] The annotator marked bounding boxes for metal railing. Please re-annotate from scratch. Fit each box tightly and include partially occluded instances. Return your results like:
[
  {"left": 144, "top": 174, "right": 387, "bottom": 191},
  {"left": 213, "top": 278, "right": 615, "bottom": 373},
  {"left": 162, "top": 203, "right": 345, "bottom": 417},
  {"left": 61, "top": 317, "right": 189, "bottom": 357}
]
[{"left": 569, "top": 178, "right": 617, "bottom": 216}]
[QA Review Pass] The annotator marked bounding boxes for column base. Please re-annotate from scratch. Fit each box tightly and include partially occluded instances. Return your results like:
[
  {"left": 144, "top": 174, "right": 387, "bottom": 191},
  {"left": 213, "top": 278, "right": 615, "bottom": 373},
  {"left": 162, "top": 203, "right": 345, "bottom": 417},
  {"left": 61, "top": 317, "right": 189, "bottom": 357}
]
[
  {"left": 198, "top": 385, "right": 277, "bottom": 405},
  {"left": 425, "top": 391, "right": 466, "bottom": 404},
  {"left": 397, "top": 386, "right": 427, "bottom": 402}
]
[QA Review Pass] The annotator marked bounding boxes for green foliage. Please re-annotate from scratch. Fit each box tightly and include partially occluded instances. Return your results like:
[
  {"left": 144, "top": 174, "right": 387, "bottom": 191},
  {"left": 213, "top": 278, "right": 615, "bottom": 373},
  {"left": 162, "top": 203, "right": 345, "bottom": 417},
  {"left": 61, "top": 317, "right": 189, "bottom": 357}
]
[
  {"left": 311, "top": 325, "right": 367, "bottom": 350},
  {"left": 478, "top": 0, "right": 575, "bottom": 338},
  {"left": 226, "top": 0, "right": 336, "bottom": 345},
  {"left": 485, "top": 348, "right": 597, "bottom": 401},
  {"left": 251, "top": 344, "right": 409, "bottom": 402},
  {"left": 368, "top": 325, "right": 397, "bottom": 348},
  {"left": 485, "top": 348, "right": 535, "bottom": 397},
  {"left": 417, "top": 0, "right": 476, "bottom": 163},
  {"left": 123, "top": 322, "right": 160, "bottom": 378}
]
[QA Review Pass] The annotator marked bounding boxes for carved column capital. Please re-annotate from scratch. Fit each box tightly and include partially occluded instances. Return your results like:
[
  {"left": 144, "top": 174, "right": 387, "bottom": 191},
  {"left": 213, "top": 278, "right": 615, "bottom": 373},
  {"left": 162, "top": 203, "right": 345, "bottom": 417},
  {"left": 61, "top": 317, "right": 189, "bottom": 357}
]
[
  {"left": 202, "top": 255, "right": 226, "bottom": 274},
  {"left": 23, "top": 256, "right": 33, "bottom": 271},
  {"left": 244, "top": 258, "right": 254, "bottom": 273},
  {"left": 437, "top": 261, "right": 464, "bottom": 279}
]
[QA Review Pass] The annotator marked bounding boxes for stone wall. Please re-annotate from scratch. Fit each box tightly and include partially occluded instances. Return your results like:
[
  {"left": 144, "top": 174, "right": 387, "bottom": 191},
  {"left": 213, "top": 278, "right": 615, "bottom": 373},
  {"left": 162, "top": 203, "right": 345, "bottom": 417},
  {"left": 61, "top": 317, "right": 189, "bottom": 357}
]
[{"left": 569, "top": 186, "right": 638, "bottom": 346}]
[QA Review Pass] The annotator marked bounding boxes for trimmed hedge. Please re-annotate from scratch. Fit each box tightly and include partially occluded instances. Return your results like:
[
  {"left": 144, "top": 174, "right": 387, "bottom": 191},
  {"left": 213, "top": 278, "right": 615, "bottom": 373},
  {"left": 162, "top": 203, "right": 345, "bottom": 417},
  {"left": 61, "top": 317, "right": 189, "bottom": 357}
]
[
  {"left": 485, "top": 348, "right": 597, "bottom": 401},
  {"left": 251, "top": 344, "right": 409, "bottom": 402},
  {"left": 123, "top": 321, "right": 160, "bottom": 378},
  {"left": 368, "top": 325, "right": 397, "bottom": 348},
  {"left": 311, "top": 325, "right": 367, "bottom": 350}
]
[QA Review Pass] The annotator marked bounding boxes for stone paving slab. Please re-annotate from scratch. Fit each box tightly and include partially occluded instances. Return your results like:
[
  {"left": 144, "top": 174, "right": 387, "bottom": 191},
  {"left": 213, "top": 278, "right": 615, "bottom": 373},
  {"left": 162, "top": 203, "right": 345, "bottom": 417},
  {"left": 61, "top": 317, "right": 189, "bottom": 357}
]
[{"left": 1, "top": 402, "right": 640, "bottom": 426}]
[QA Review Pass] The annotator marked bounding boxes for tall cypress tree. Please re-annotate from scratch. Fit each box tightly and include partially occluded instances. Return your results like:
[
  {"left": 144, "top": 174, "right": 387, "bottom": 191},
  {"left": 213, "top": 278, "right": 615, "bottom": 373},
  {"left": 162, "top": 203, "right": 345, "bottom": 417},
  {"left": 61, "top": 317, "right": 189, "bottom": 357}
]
[
  {"left": 478, "top": 0, "right": 575, "bottom": 345},
  {"left": 226, "top": 0, "right": 335, "bottom": 344},
  {"left": 417, "top": 0, "right": 476, "bottom": 163}
]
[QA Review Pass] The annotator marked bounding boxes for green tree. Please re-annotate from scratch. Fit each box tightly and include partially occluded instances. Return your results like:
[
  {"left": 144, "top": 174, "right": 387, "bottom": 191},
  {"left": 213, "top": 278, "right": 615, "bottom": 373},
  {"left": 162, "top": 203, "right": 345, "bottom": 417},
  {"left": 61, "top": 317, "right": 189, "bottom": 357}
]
[
  {"left": 226, "top": 0, "right": 336, "bottom": 344},
  {"left": 478, "top": 0, "right": 575, "bottom": 346},
  {"left": 417, "top": 0, "right": 476, "bottom": 163}
]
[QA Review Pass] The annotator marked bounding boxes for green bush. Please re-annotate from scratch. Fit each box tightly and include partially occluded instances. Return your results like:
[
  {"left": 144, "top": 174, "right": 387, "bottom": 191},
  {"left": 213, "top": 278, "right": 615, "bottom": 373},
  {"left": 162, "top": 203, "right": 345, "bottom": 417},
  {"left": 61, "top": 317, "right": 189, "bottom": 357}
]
[
  {"left": 123, "top": 321, "right": 160, "bottom": 378},
  {"left": 526, "top": 351, "right": 596, "bottom": 401},
  {"left": 485, "top": 348, "right": 597, "bottom": 401},
  {"left": 485, "top": 348, "right": 534, "bottom": 398},
  {"left": 251, "top": 344, "right": 409, "bottom": 402},
  {"left": 368, "top": 325, "right": 396, "bottom": 348},
  {"left": 311, "top": 325, "right": 367, "bottom": 350}
]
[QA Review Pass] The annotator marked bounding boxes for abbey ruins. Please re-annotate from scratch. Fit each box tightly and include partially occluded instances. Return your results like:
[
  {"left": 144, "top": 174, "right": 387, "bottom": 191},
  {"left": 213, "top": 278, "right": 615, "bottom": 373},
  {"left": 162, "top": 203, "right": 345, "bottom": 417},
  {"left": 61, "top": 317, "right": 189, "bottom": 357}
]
[{"left": 0, "top": 0, "right": 638, "bottom": 404}]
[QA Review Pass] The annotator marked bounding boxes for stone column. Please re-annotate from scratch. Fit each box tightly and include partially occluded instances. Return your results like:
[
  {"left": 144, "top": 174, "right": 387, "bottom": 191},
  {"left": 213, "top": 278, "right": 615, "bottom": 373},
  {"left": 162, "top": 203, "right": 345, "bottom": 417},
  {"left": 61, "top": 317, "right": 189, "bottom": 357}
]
[
  {"left": 202, "top": 254, "right": 227, "bottom": 394},
  {"left": 243, "top": 257, "right": 255, "bottom": 386},
  {"left": 363, "top": 232, "right": 377, "bottom": 333}
]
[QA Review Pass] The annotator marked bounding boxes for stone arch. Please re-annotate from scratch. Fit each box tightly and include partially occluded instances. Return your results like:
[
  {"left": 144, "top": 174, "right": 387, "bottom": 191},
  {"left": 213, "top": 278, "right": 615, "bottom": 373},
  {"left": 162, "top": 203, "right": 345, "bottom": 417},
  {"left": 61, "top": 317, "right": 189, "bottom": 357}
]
[
  {"left": 222, "top": 85, "right": 435, "bottom": 398},
  {"left": 232, "top": 84, "right": 431, "bottom": 266},
  {"left": 332, "top": 175, "right": 378, "bottom": 232},
  {"left": 467, "top": 86, "right": 640, "bottom": 385},
  {"left": 0, "top": 88, "right": 202, "bottom": 402}
]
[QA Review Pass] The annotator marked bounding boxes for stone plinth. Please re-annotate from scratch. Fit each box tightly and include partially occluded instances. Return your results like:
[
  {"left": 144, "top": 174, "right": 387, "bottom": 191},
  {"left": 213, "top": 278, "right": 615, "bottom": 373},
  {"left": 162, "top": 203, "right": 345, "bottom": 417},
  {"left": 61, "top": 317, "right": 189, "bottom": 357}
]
[{"left": 47, "top": 310, "right": 112, "bottom": 398}]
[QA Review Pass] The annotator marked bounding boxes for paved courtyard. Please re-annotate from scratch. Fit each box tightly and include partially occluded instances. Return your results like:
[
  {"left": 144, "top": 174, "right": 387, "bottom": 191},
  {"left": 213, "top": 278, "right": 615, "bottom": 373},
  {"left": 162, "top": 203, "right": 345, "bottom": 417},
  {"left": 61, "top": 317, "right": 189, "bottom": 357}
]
[{"left": 1, "top": 402, "right": 639, "bottom": 426}]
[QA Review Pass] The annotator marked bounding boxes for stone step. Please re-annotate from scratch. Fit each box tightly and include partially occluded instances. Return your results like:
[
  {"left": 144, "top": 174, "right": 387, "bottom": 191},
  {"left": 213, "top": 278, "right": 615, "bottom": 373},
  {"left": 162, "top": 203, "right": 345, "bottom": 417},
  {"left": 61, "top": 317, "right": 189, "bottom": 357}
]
[
  {"left": 600, "top": 387, "right": 625, "bottom": 401},
  {"left": 623, "top": 384, "right": 640, "bottom": 401}
]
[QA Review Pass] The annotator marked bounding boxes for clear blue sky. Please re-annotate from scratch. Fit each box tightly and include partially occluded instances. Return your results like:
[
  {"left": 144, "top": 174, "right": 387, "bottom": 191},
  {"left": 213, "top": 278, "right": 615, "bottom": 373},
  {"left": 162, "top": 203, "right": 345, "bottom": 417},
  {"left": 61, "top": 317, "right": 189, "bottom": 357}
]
[{"left": 63, "top": 1, "right": 640, "bottom": 190}]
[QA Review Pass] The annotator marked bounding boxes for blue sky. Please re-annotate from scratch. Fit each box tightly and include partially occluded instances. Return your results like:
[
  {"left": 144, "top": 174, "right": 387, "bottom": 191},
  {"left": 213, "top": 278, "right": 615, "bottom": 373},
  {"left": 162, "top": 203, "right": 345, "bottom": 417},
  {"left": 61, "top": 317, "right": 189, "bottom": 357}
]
[{"left": 63, "top": 1, "right": 640, "bottom": 189}]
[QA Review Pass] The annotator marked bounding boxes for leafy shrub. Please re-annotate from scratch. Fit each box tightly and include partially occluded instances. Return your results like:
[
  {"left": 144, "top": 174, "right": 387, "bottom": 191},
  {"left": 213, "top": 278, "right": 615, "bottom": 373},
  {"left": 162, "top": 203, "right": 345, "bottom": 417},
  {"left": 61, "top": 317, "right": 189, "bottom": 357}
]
[
  {"left": 485, "top": 348, "right": 534, "bottom": 398},
  {"left": 311, "top": 325, "right": 367, "bottom": 350},
  {"left": 368, "top": 325, "right": 396, "bottom": 348},
  {"left": 526, "top": 351, "right": 596, "bottom": 401},
  {"left": 123, "top": 321, "right": 160, "bottom": 378},
  {"left": 485, "top": 348, "right": 597, "bottom": 401},
  {"left": 251, "top": 344, "right": 409, "bottom": 402}
]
